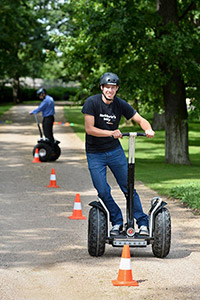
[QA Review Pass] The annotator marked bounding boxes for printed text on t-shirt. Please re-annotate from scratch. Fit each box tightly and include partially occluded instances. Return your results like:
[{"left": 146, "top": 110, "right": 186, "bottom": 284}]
[{"left": 99, "top": 113, "right": 116, "bottom": 125}]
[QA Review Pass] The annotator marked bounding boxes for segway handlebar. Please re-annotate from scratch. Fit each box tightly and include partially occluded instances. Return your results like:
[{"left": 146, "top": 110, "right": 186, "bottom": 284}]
[
  {"left": 122, "top": 132, "right": 146, "bottom": 137},
  {"left": 33, "top": 113, "right": 43, "bottom": 138},
  {"left": 34, "top": 113, "right": 39, "bottom": 124}
]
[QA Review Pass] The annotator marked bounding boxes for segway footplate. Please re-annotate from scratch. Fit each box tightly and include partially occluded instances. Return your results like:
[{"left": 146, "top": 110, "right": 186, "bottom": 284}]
[
  {"left": 111, "top": 237, "right": 148, "bottom": 247},
  {"left": 113, "top": 239, "right": 147, "bottom": 247}
]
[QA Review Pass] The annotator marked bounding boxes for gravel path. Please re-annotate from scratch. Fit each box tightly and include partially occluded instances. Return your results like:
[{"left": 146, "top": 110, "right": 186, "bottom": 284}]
[{"left": 0, "top": 104, "right": 200, "bottom": 300}]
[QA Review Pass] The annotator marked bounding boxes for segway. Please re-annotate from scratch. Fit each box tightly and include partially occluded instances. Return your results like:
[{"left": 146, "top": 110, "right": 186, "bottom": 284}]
[
  {"left": 32, "top": 114, "right": 61, "bottom": 162},
  {"left": 88, "top": 132, "right": 171, "bottom": 258}
]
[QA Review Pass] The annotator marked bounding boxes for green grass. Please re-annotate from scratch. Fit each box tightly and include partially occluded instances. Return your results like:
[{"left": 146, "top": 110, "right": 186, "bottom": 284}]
[
  {"left": 64, "top": 106, "right": 85, "bottom": 140},
  {"left": 0, "top": 103, "right": 13, "bottom": 118},
  {"left": 64, "top": 105, "right": 200, "bottom": 212},
  {"left": 169, "top": 183, "right": 200, "bottom": 211}
]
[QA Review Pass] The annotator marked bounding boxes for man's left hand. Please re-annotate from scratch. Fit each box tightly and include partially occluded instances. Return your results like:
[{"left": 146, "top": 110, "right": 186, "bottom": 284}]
[{"left": 145, "top": 129, "right": 155, "bottom": 138}]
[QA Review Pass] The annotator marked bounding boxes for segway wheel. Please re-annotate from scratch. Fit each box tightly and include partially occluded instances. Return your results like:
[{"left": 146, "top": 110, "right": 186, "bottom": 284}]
[
  {"left": 33, "top": 143, "right": 52, "bottom": 162},
  {"left": 152, "top": 207, "right": 171, "bottom": 258},
  {"left": 49, "top": 144, "right": 61, "bottom": 161},
  {"left": 88, "top": 206, "right": 107, "bottom": 257}
]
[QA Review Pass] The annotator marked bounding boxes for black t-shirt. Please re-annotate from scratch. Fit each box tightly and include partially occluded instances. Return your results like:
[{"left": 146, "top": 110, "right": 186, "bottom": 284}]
[{"left": 81, "top": 94, "right": 136, "bottom": 153}]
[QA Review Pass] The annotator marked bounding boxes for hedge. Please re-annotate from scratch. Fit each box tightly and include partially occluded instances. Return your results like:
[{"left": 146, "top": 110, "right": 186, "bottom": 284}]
[{"left": 0, "top": 86, "right": 79, "bottom": 103}]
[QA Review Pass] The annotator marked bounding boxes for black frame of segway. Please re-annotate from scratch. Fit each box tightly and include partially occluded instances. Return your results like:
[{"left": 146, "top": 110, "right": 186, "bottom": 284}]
[
  {"left": 89, "top": 132, "right": 168, "bottom": 246},
  {"left": 34, "top": 113, "right": 47, "bottom": 142},
  {"left": 97, "top": 132, "right": 167, "bottom": 239},
  {"left": 96, "top": 132, "right": 145, "bottom": 239}
]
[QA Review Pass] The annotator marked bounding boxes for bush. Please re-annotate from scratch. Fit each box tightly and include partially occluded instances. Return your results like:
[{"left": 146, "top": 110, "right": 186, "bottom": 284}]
[
  {"left": 0, "top": 85, "right": 80, "bottom": 103},
  {"left": 0, "top": 86, "right": 13, "bottom": 103},
  {"left": 47, "top": 86, "right": 79, "bottom": 101},
  {"left": 19, "top": 88, "right": 37, "bottom": 102},
  {"left": 0, "top": 86, "right": 36, "bottom": 103}
]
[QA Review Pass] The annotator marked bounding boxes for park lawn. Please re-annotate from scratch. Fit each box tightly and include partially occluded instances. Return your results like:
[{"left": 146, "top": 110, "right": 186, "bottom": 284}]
[
  {"left": 65, "top": 106, "right": 200, "bottom": 211},
  {"left": 0, "top": 103, "right": 13, "bottom": 118}
]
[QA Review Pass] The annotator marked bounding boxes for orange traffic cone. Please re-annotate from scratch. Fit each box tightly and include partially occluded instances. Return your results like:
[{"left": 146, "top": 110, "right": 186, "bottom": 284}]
[
  {"left": 112, "top": 245, "right": 139, "bottom": 286},
  {"left": 46, "top": 168, "right": 59, "bottom": 188},
  {"left": 32, "top": 148, "right": 41, "bottom": 163},
  {"left": 68, "top": 193, "right": 86, "bottom": 220}
]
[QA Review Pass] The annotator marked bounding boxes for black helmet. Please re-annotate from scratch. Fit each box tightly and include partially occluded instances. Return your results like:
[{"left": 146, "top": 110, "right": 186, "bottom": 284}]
[
  {"left": 36, "top": 88, "right": 47, "bottom": 96},
  {"left": 100, "top": 72, "right": 120, "bottom": 86}
]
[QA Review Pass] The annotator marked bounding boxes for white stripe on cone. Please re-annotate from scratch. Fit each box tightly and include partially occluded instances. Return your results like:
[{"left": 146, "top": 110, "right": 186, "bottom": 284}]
[
  {"left": 74, "top": 203, "right": 82, "bottom": 210},
  {"left": 119, "top": 258, "right": 132, "bottom": 270},
  {"left": 50, "top": 174, "right": 56, "bottom": 180}
]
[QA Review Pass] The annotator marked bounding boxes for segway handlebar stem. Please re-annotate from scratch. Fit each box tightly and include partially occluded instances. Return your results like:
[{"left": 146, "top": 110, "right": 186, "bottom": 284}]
[
  {"left": 121, "top": 132, "right": 146, "bottom": 231},
  {"left": 34, "top": 113, "right": 39, "bottom": 124},
  {"left": 34, "top": 113, "right": 43, "bottom": 139},
  {"left": 122, "top": 132, "right": 146, "bottom": 164}
]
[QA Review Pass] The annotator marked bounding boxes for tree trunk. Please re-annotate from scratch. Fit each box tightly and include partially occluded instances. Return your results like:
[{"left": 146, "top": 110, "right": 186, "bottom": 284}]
[
  {"left": 163, "top": 71, "right": 190, "bottom": 164},
  {"left": 13, "top": 76, "right": 20, "bottom": 104},
  {"left": 157, "top": 0, "right": 190, "bottom": 164},
  {"left": 152, "top": 112, "right": 165, "bottom": 130}
]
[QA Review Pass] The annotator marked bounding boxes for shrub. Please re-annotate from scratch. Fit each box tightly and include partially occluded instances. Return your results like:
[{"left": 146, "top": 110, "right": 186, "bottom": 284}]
[
  {"left": 0, "top": 86, "right": 13, "bottom": 103},
  {"left": 0, "top": 85, "right": 80, "bottom": 103},
  {"left": 19, "top": 88, "right": 37, "bottom": 102},
  {"left": 47, "top": 86, "right": 78, "bottom": 101}
]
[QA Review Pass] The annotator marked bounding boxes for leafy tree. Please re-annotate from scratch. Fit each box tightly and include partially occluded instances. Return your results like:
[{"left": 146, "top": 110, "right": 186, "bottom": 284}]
[
  {"left": 0, "top": 0, "right": 54, "bottom": 103},
  {"left": 51, "top": 0, "right": 200, "bottom": 165},
  {"left": 156, "top": 0, "right": 200, "bottom": 164}
]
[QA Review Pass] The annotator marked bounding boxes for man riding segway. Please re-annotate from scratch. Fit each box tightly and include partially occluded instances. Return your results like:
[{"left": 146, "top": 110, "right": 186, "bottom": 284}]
[
  {"left": 83, "top": 73, "right": 171, "bottom": 258},
  {"left": 29, "top": 88, "right": 55, "bottom": 152},
  {"left": 81, "top": 72, "right": 155, "bottom": 236},
  {"left": 29, "top": 88, "right": 61, "bottom": 162}
]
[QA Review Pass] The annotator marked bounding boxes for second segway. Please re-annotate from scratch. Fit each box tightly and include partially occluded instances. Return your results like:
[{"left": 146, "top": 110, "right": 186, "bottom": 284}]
[{"left": 32, "top": 114, "right": 61, "bottom": 162}]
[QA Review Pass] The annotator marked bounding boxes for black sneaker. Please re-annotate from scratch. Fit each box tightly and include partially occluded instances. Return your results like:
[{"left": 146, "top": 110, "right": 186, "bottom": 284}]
[{"left": 110, "top": 224, "right": 123, "bottom": 236}]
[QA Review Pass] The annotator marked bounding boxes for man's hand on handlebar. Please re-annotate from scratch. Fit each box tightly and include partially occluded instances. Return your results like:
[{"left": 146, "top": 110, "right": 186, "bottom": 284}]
[
  {"left": 145, "top": 129, "right": 155, "bottom": 138},
  {"left": 111, "top": 129, "right": 154, "bottom": 139},
  {"left": 112, "top": 129, "right": 123, "bottom": 139}
]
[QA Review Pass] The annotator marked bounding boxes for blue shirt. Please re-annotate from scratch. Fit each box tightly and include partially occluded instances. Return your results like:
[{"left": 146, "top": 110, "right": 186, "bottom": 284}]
[{"left": 30, "top": 95, "right": 55, "bottom": 117}]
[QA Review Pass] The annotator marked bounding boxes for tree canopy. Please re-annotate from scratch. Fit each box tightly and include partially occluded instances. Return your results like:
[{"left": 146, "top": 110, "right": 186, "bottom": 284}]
[
  {"left": 0, "top": 0, "right": 60, "bottom": 102},
  {"left": 51, "top": 0, "right": 199, "bottom": 107},
  {"left": 50, "top": 0, "right": 200, "bottom": 164}
]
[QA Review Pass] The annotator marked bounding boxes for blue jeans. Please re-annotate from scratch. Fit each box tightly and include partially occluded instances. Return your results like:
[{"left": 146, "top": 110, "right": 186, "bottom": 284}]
[{"left": 86, "top": 145, "right": 148, "bottom": 227}]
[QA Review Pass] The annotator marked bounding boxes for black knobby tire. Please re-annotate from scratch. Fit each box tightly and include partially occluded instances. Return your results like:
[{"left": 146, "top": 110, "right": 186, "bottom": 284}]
[
  {"left": 152, "top": 207, "right": 171, "bottom": 258},
  {"left": 33, "top": 143, "right": 52, "bottom": 162},
  {"left": 88, "top": 207, "right": 107, "bottom": 257},
  {"left": 49, "top": 144, "right": 61, "bottom": 161}
]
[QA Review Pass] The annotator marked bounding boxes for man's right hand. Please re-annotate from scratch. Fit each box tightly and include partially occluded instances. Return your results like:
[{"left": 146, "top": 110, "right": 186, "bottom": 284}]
[{"left": 112, "top": 130, "right": 122, "bottom": 139}]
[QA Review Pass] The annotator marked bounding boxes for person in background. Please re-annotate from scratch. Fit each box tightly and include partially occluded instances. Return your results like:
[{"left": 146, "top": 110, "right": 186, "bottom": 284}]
[
  {"left": 81, "top": 72, "right": 155, "bottom": 236},
  {"left": 29, "top": 88, "right": 55, "bottom": 152}
]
